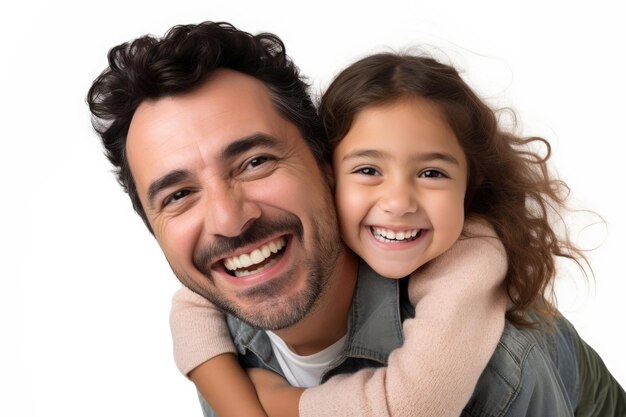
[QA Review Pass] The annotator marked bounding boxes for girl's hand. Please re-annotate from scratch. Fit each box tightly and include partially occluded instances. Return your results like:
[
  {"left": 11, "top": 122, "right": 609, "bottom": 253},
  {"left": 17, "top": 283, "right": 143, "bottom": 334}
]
[{"left": 247, "top": 368, "right": 304, "bottom": 417}]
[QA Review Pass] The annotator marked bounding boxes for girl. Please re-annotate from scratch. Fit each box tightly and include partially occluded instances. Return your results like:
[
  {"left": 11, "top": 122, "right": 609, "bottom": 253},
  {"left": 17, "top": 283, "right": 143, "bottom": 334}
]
[{"left": 170, "top": 52, "right": 623, "bottom": 416}]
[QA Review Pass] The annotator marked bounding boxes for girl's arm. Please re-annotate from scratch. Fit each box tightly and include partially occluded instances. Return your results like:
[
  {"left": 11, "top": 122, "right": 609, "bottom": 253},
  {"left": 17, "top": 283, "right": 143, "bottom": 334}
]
[
  {"left": 255, "top": 218, "right": 508, "bottom": 417},
  {"left": 170, "top": 287, "right": 268, "bottom": 417}
]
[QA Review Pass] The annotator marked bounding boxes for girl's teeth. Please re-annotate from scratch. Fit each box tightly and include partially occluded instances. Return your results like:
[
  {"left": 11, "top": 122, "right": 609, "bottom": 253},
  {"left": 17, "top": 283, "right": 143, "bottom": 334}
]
[{"left": 372, "top": 227, "right": 421, "bottom": 242}]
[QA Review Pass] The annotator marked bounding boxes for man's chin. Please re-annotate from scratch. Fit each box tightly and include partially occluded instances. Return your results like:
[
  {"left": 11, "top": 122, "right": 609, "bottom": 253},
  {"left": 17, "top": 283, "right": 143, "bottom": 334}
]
[
  {"left": 227, "top": 284, "right": 319, "bottom": 330},
  {"left": 182, "top": 271, "right": 318, "bottom": 330}
]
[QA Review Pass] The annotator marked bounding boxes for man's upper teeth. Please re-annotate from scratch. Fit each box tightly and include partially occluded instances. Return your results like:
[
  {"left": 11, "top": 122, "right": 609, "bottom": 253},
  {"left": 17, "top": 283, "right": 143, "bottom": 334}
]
[
  {"left": 372, "top": 227, "right": 419, "bottom": 241},
  {"left": 224, "top": 238, "right": 286, "bottom": 271}
]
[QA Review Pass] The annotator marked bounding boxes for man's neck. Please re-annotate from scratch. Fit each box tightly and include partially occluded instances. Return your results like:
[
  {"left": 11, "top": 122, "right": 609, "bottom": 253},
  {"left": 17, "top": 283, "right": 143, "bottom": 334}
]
[{"left": 273, "top": 250, "right": 358, "bottom": 356}]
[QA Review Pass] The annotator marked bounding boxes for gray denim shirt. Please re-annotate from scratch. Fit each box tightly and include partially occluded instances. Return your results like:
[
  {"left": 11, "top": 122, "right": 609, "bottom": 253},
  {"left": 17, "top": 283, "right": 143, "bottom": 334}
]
[{"left": 199, "top": 261, "right": 625, "bottom": 416}]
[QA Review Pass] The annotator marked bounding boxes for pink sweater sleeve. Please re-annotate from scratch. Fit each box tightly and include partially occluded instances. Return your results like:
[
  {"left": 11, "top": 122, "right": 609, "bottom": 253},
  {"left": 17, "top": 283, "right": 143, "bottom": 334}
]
[
  {"left": 169, "top": 286, "right": 236, "bottom": 376},
  {"left": 299, "top": 219, "right": 508, "bottom": 417}
]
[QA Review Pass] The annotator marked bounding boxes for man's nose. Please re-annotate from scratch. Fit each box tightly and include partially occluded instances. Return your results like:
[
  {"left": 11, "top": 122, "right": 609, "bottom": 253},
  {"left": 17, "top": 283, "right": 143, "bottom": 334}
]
[
  {"left": 379, "top": 180, "right": 419, "bottom": 216},
  {"left": 204, "top": 184, "right": 261, "bottom": 237}
]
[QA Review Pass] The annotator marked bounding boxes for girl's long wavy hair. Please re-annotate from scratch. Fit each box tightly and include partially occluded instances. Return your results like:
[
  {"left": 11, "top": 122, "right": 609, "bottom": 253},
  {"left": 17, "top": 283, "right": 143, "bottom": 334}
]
[{"left": 320, "top": 52, "right": 590, "bottom": 326}]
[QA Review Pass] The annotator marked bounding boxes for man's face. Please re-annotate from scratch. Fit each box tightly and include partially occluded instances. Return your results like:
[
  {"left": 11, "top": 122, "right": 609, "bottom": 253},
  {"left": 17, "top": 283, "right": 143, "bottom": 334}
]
[{"left": 126, "top": 70, "right": 342, "bottom": 330}]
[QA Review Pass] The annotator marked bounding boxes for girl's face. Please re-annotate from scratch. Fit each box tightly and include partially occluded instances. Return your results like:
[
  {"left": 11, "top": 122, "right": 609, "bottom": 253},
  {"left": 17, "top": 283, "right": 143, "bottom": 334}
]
[{"left": 333, "top": 98, "right": 468, "bottom": 278}]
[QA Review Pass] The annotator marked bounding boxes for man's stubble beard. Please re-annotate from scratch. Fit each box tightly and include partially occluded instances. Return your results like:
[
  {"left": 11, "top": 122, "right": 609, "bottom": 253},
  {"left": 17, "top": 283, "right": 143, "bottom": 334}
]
[{"left": 173, "top": 193, "right": 343, "bottom": 330}]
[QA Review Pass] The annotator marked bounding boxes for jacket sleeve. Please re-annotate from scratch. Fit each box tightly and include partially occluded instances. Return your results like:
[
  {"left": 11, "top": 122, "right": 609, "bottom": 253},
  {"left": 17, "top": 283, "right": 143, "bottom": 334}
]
[
  {"left": 169, "top": 286, "right": 236, "bottom": 376},
  {"left": 299, "top": 218, "right": 509, "bottom": 417}
]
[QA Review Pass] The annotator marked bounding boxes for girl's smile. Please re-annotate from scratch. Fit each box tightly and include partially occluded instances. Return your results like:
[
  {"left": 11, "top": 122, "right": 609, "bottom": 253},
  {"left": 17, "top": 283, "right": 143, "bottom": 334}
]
[{"left": 333, "top": 97, "right": 468, "bottom": 278}]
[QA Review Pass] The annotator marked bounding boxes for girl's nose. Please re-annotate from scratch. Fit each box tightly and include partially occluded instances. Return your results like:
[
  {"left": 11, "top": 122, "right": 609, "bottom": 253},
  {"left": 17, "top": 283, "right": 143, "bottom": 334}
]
[{"left": 379, "top": 180, "right": 419, "bottom": 216}]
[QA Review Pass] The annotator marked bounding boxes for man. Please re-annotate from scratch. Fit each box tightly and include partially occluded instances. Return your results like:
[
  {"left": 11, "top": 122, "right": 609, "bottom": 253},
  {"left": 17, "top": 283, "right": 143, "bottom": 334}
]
[{"left": 87, "top": 21, "right": 624, "bottom": 417}]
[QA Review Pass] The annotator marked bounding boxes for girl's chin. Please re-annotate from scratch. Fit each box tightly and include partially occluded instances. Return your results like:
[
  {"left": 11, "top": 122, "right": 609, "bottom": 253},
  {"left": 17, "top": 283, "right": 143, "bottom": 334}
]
[{"left": 364, "top": 259, "right": 421, "bottom": 279}]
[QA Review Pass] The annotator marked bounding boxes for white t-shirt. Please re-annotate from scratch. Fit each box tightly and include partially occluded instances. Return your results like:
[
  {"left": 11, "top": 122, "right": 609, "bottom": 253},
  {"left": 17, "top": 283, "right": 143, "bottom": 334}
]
[{"left": 266, "top": 331, "right": 348, "bottom": 388}]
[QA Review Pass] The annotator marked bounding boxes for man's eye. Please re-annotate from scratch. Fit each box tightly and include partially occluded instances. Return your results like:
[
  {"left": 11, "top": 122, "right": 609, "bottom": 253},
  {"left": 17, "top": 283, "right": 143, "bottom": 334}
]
[
  {"left": 247, "top": 156, "right": 272, "bottom": 169},
  {"left": 355, "top": 167, "right": 380, "bottom": 176},
  {"left": 419, "top": 169, "right": 447, "bottom": 179},
  {"left": 163, "top": 189, "right": 190, "bottom": 207}
]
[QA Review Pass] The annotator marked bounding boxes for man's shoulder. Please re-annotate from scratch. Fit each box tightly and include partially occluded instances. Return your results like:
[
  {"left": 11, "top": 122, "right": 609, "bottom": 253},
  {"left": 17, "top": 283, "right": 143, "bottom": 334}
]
[
  {"left": 462, "top": 319, "right": 577, "bottom": 417},
  {"left": 462, "top": 322, "right": 539, "bottom": 416}
]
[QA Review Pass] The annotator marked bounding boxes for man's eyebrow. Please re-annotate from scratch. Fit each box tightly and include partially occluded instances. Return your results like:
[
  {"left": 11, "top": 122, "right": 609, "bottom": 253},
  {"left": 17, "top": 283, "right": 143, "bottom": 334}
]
[
  {"left": 147, "top": 169, "right": 191, "bottom": 209},
  {"left": 342, "top": 149, "right": 460, "bottom": 165},
  {"left": 145, "top": 134, "right": 281, "bottom": 209},
  {"left": 221, "top": 133, "right": 282, "bottom": 160}
]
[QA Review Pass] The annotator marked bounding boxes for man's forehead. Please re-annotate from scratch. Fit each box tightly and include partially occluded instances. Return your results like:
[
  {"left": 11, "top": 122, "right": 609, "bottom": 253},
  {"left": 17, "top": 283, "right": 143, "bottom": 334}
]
[
  {"left": 130, "top": 70, "right": 275, "bottom": 130},
  {"left": 128, "top": 70, "right": 280, "bottom": 153},
  {"left": 126, "top": 70, "right": 305, "bottom": 193}
]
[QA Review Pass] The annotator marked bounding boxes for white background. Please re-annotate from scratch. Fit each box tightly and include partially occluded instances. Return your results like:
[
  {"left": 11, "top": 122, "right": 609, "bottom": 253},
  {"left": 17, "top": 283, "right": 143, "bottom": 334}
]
[{"left": 3, "top": 1, "right": 625, "bottom": 415}]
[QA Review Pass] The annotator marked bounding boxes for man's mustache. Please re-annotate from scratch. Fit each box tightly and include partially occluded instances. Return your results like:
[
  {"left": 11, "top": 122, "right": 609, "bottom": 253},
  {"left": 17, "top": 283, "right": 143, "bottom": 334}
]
[{"left": 193, "top": 215, "right": 304, "bottom": 275}]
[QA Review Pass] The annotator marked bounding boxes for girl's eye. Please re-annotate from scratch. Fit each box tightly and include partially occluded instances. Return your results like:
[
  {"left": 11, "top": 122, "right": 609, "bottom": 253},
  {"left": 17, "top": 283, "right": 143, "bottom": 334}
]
[
  {"left": 355, "top": 167, "right": 380, "bottom": 176},
  {"left": 419, "top": 169, "right": 447, "bottom": 179},
  {"left": 163, "top": 189, "right": 191, "bottom": 207}
]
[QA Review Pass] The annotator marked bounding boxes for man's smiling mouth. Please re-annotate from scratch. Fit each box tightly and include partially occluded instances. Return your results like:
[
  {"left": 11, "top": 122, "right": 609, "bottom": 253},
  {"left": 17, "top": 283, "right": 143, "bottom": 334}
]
[{"left": 222, "top": 237, "right": 287, "bottom": 277}]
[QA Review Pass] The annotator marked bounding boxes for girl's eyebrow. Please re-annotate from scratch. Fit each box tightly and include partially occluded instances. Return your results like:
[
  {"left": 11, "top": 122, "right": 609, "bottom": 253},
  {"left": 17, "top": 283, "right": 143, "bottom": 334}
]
[
  {"left": 416, "top": 152, "right": 460, "bottom": 165},
  {"left": 341, "top": 149, "right": 460, "bottom": 165},
  {"left": 340, "top": 149, "right": 384, "bottom": 161}
]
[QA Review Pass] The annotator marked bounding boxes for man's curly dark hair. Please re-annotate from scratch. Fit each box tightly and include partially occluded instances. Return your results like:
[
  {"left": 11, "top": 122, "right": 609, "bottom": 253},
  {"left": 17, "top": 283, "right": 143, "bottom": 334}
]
[{"left": 87, "top": 21, "right": 328, "bottom": 231}]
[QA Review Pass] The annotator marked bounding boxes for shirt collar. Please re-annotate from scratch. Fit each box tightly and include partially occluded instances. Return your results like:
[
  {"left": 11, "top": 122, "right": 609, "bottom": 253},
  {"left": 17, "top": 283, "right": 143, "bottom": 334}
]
[
  {"left": 342, "top": 260, "right": 405, "bottom": 364},
  {"left": 227, "top": 260, "right": 405, "bottom": 365}
]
